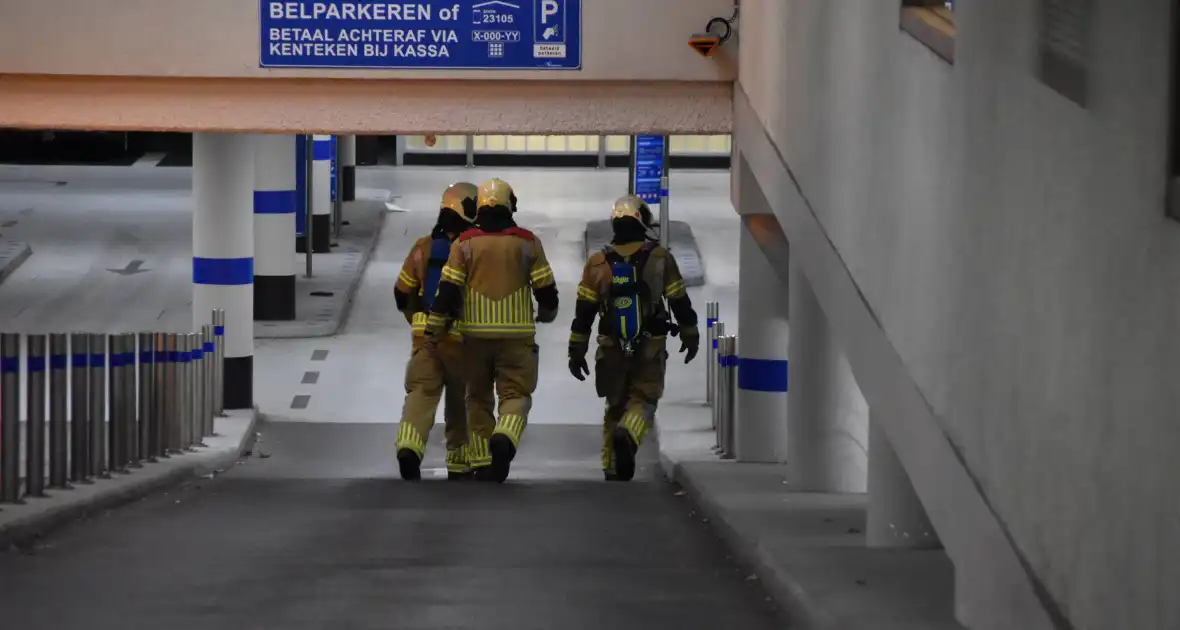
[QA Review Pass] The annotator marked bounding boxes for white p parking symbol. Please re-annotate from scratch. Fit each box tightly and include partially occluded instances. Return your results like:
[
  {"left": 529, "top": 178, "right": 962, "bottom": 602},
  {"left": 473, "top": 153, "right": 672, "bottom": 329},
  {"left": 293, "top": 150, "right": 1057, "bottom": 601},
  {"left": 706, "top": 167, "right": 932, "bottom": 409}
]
[{"left": 541, "top": 0, "right": 559, "bottom": 23}]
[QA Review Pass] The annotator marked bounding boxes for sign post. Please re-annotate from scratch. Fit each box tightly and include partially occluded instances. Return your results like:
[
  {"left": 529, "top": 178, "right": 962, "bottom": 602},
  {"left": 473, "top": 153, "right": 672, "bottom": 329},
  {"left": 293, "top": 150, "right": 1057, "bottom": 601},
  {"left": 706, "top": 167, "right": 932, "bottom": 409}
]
[
  {"left": 260, "top": 0, "right": 582, "bottom": 71},
  {"left": 295, "top": 134, "right": 307, "bottom": 249}
]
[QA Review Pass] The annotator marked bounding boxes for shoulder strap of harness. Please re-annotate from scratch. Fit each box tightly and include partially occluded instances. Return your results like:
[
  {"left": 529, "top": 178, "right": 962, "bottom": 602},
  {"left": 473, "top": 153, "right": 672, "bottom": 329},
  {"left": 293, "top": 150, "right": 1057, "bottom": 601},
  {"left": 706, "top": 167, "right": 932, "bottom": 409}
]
[{"left": 427, "top": 237, "right": 451, "bottom": 265}]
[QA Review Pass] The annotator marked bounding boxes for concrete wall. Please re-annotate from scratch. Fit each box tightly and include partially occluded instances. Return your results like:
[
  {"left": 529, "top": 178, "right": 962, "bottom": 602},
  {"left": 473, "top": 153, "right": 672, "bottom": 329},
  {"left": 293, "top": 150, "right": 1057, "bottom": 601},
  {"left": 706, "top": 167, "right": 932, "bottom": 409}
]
[
  {"left": 736, "top": 1, "right": 1180, "bottom": 629},
  {"left": 0, "top": 0, "right": 735, "bottom": 82}
]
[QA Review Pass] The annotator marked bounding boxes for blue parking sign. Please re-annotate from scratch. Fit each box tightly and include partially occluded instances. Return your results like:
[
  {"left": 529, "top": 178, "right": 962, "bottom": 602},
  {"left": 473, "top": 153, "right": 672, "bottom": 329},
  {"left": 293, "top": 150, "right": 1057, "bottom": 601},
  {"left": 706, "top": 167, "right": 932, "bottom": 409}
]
[{"left": 534, "top": 0, "right": 566, "bottom": 45}]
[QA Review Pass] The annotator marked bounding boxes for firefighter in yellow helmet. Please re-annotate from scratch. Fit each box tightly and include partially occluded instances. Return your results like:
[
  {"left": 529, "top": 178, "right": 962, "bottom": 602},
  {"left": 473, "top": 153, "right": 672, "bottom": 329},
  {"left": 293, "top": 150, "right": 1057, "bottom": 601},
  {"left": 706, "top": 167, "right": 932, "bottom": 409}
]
[
  {"left": 393, "top": 182, "right": 479, "bottom": 481},
  {"left": 425, "top": 177, "right": 558, "bottom": 482},
  {"left": 567, "top": 195, "right": 699, "bottom": 481}
]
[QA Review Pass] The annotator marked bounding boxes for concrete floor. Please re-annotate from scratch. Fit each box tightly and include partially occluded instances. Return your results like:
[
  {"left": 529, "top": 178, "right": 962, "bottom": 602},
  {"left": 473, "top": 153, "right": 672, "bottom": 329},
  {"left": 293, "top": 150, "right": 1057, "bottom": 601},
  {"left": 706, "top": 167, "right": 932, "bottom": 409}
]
[
  {"left": 0, "top": 165, "right": 775, "bottom": 629},
  {"left": 0, "top": 422, "right": 783, "bottom": 630}
]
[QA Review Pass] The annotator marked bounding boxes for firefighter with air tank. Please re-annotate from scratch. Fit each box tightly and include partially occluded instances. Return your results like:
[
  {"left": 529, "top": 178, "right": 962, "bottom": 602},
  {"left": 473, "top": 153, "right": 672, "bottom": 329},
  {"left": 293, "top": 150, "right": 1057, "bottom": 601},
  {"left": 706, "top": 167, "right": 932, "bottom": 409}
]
[
  {"left": 425, "top": 177, "right": 559, "bottom": 483},
  {"left": 567, "top": 195, "right": 700, "bottom": 481},
  {"left": 393, "top": 181, "right": 480, "bottom": 481}
]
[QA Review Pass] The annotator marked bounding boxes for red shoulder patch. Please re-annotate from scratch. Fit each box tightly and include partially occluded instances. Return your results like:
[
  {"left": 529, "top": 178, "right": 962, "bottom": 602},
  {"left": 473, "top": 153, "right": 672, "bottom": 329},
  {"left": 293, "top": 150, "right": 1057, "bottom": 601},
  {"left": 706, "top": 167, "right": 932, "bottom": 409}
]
[
  {"left": 503, "top": 227, "right": 536, "bottom": 241},
  {"left": 457, "top": 228, "right": 485, "bottom": 242}
]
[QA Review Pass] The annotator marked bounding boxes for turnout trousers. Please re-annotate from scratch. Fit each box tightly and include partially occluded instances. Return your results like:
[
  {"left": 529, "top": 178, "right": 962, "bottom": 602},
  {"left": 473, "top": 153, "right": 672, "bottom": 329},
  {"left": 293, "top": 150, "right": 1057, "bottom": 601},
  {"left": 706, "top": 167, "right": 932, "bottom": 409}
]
[
  {"left": 462, "top": 336, "right": 539, "bottom": 470},
  {"left": 397, "top": 337, "right": 470, "bottom": 473},
  {"left": 595, "top": 336, "right": 668, "bottom": 475}
]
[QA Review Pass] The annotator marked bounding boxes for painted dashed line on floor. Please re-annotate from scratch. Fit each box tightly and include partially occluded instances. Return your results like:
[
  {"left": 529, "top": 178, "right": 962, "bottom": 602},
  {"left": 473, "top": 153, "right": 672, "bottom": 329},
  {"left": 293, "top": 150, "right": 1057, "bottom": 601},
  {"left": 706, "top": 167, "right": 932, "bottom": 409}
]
[{"left": 291, "top": 350, "right": 330, "bottom": 409}]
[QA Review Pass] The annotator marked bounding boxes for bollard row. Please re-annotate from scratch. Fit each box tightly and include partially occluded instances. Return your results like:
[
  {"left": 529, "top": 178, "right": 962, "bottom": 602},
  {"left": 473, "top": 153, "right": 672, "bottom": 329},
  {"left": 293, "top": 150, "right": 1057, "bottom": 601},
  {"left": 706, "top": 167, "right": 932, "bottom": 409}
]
[
  {"left": 704, "top": 301, "right": 737, "bottom": 461},
  {"left": 0, "top": 309, "right": 226, "bottom": 505}
]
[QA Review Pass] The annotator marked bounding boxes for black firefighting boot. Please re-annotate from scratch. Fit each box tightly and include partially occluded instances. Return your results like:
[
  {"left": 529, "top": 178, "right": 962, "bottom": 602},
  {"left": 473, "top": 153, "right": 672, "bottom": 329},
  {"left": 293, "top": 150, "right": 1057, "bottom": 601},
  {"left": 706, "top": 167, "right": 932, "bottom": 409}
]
[
  {"left": 397, "top": 448, "right": 422, "bottom": 481},
  {"left": 611, "top": 427, "right": 639, "bottom": 482}
]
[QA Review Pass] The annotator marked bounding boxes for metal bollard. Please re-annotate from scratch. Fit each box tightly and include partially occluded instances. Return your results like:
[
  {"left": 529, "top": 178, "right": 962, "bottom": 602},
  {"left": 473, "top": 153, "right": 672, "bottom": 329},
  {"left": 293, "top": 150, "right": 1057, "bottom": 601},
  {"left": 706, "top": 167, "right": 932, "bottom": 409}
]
[
  {"left": 202, "top": 324, "right": 216, "bottom": 437},
  {"left": 49, "top": 333, "right": 69, "bottom": 488},
  {"left": 178, "top": 334, "right": 193, "bottom": 451},
  {"left": 720, "top": 335, "right": 738, "bottom": 460},
  {"left": 1, "top": 333, "right": 21, "bottom": 503},
  {"left": 69, "top": 333, "right": 90, "bottom": 483},
  {"left": 122, "top": 333, "right": 138, "bottom": 468},
  {"left": 706, "top": 302, "right": 718, "bottom": 409},
  {"left": 108, "top": 334, "right": 127, "bottom": 472},
  {"left": 716, "top": 333, "right": 730, "bottom": 457},
  {"left": 153, "top": 333, "right": 168, "bottom": 458},
  {"left": 25, "top": 334, "right": 48, "bottom": 497},
  {"left": 190, "top": 332, "right": 206, "bottom": 447},
  {"left": 138, "top": 333, "right": 156, "bottom": 463},
  {"left": 165, "top": 333, "right": 181, "bottom": 454},
  {"left": 711, "top": 321, "right": 725, "bottom": 451},
  {"left": 213, "top": 309, "right": 225, "bottom": 417},
  {"left": 88, "top": 333, "right": 108, "bottom": 478}
]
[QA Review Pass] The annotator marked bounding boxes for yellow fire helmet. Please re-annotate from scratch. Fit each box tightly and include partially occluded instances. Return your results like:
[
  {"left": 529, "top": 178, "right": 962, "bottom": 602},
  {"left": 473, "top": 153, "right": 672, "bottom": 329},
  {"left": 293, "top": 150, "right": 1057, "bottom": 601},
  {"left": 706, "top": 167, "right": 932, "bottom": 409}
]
[
  {"left": 441, "top": 181, "right": 478, "bottom": 223},
  {"left": 477, "top": 178, "right": 516, "bottom": 212},
  {"left": 611, "top": 195, "right": 654, "bottom": 226}
]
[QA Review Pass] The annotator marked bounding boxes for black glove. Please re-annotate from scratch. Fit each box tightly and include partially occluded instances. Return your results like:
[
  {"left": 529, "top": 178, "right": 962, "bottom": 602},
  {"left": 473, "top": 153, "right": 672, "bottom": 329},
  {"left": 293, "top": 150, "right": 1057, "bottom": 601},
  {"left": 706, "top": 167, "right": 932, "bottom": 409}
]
[
  {"left": 537, "top": 307, "right": 558, "bottom": 324},
  {"left": 679, "top": 334, "right": 699, "bottom": 364},
  {"left": 568, "top": 346, "right": 590, "bottom": 381}
]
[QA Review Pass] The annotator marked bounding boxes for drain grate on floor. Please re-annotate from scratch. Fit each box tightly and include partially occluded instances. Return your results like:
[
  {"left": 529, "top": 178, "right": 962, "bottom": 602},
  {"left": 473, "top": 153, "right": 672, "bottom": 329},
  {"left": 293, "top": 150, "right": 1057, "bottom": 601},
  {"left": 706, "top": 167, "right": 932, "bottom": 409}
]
[{"left": 310, "top": 291, "right": 335, "bottom": 297}]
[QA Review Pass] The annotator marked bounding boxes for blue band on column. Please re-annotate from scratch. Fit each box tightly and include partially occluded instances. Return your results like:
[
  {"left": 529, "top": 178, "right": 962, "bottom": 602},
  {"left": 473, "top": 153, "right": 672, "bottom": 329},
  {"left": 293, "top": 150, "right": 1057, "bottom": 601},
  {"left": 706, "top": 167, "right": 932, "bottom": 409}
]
[
  {"left": 192, "top": 349, "right": 203, "bottom": 360},
  {"left": 193, "top": 257, "right": 254, "bottom": 286},
  {"left": 215, "top": 326, "right": 224, "bottom": 336},
  {"left": 178, "top": 352, "right": 190, "bottom": 364},
  {"left": 203, "top": 342, "right": 214, "bottom": 352},
  {"left": 168, "top": 351, "right": 179, "bottom": 363},
  {"left": 110, "top": 353, "right": 124, "bottom": 368},
  {"left": 140, "top": 351, "right": 154, "bottom": 364},
  {"left": 738, "top": 358, "right": 789, "bottom": 393},
  {"left": 50, "top": 355, "right": 67, "bottom": 370},
  {"left": 90, "top": 353, "right": 106, "bottom": 368},
  {"left": 72, "top": 354, "right": 88, "bottom": 368},
  {"left": 707, "top": 318, "right": 717, "bottom": 328},
  {"left": 27, "top": 356, "right": 46, "bottom": 372},
  {"left": 712, "top": 339, "right": 718, "bottom": 349},
  {"left": 313, "top": 140, "right": 332, "bottom": 161},
  {"left": 0, "top": 357, "right": 18, "bottom": 373},
  {"left": 254, "top": 190, "right": 297, "bottom": 215}
]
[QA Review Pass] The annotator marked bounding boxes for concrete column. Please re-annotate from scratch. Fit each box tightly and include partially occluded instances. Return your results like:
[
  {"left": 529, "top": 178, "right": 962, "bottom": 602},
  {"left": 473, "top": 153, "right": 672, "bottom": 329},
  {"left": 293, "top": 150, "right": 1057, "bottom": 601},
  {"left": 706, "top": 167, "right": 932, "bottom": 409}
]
[
  {"left": 340, "top": 135, "right": 357, "bottom": 201},
  {"left": 193, "top": 132, "right": 254, "bottom": 410},
  {"left": 867, "top": 412, "right": 940, "bottom": 548},
  {"left": 253, "top": 134, "right": 297, "bottom": 321},
  {"left": 735, "top": 217, "right": 789, "bottom": 462},
  {"left": 310, "top": 134, "right": 332, "bottom": 253},
  {"left": 785, "top": 256, "right": 869, "bottom": 492}
]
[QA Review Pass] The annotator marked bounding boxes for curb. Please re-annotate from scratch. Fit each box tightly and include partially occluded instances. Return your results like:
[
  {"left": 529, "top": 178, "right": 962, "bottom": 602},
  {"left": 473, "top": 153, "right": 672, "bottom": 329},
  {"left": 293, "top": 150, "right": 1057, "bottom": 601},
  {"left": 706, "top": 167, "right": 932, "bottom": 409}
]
[
  {"left": 658, "top": 448, "right": 840, "bottom": 630},
  {"left": 255, "top": 205, "right": 386, "bottom": 340},
  {"left": 0, "top": 408, "right": 260, "bottom": 549},
  {"left": 0, "top": 240, "right": 32, "bottom": 287}
]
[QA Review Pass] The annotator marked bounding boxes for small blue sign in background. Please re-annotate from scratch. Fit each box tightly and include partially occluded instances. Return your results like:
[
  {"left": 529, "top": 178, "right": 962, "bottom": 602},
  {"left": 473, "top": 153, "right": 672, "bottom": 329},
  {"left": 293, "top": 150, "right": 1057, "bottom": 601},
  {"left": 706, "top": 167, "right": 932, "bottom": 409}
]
[
  {"left": 260, "top": 0, "right": 582, "bottom": 70},
  {"left": 329, "top": 136, "right": 337, "bottom": 202},
  {"left": 633, "top": 136, "right": 666, "bottom": 205}
]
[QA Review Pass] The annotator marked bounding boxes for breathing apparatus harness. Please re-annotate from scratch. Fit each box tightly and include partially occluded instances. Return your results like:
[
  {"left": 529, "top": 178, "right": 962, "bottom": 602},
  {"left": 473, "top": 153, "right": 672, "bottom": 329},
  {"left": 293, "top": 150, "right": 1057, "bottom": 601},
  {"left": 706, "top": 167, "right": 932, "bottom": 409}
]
[{"left": 602, "top": 232, "right": 679, "bottom": 358}]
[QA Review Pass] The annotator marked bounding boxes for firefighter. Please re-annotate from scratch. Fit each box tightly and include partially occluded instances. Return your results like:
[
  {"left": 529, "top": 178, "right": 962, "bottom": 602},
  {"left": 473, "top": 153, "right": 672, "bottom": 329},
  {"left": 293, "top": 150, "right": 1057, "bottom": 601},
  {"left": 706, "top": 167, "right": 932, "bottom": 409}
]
[
  {"left": 425, "top": 177, "right": 558, "bottom": 483},
  {"left": 393, "top": 182, "right": 479, "bottom": 481},
  {"left": 567, "top": 195, "right": 699, "bottom": 481}
]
